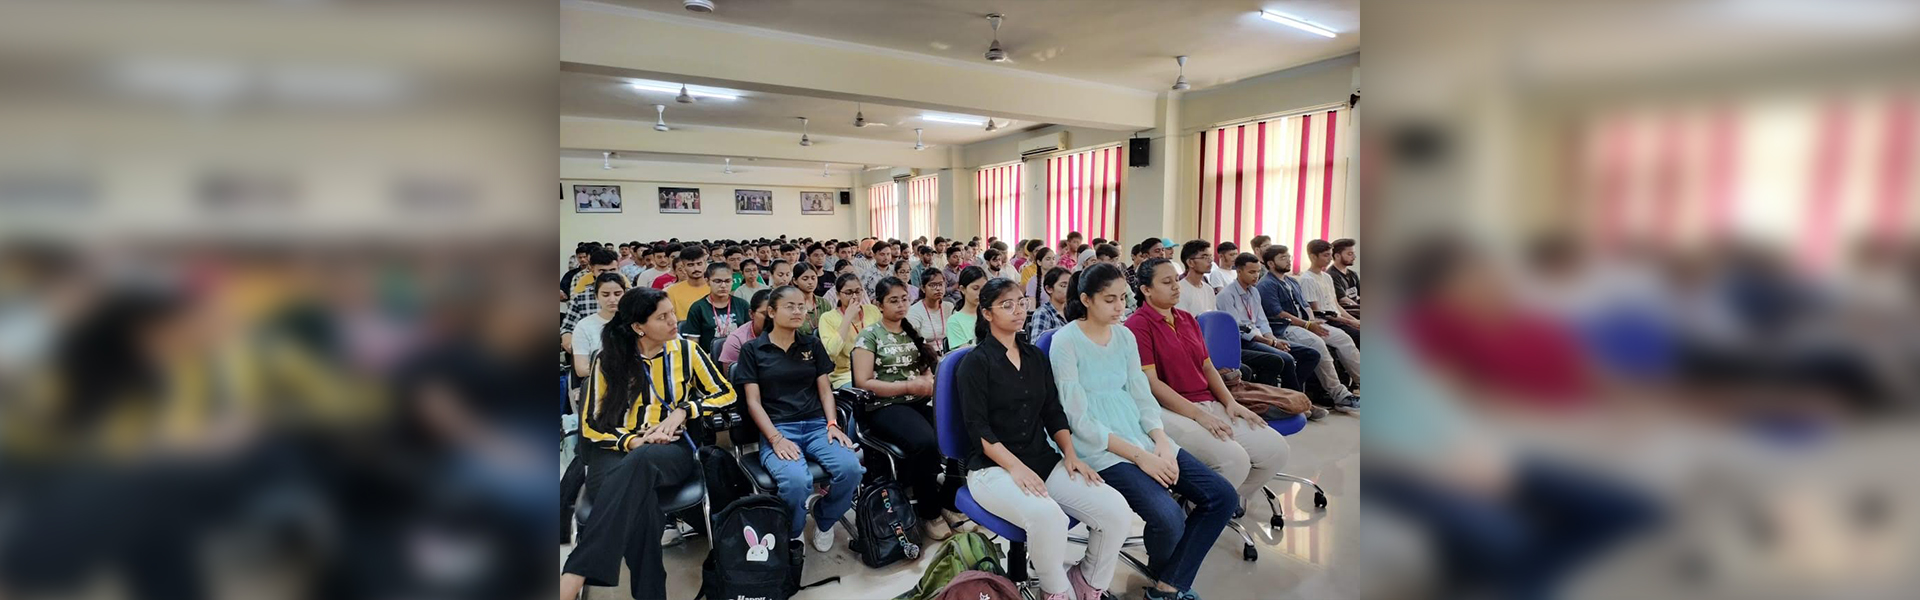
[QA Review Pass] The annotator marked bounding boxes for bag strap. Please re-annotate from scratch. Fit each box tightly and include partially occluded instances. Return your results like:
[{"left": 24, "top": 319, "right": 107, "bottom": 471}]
[{"left": 797, "top": 576, "right": 842, "bottom": 591}]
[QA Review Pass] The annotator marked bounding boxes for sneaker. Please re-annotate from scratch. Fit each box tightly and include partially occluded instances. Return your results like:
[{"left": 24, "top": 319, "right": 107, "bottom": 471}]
[
  {"left": 1177, "top": 589, "right": 1203, "bottom": 600},
  {"left": 942, "top": 509, "right": 978, "bottom": 534},
  {"left": 922, "top": 517, "right": 954, "bottom": 542},
  {"left": 1333, "top": 395, "right": 1360, "bottom": 413},
  {"left": 810, "top": 519, "right": 836, "bottom": 553},
  {"left": 1305, "top": 406, "right": 1329, "bottom": 421},
  {"left": 1144, "top": 588, "right": 1182, "bottom": 600},
  {"left": 1066, "top": 565, "right": 1105, "bottom": 600}
]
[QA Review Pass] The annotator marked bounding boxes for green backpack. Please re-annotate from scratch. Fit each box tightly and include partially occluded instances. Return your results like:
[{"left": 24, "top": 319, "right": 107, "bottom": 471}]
[{"left": 892, "top": 531, "right": 1006, "bottom": 600}]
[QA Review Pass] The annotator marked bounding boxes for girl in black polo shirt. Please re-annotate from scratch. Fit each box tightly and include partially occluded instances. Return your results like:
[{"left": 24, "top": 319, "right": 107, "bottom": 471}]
[
  {"left": 736, "top": 286, "right": 865, "bottom": 552},
  {"left": 956, "top": 278, "right": 1132, "bottom": 600}
]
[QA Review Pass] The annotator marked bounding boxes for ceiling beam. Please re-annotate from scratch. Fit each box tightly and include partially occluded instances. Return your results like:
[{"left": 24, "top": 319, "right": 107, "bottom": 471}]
[
  {"left": 562, "top": 117, "right": 951, "bottom": 169},
  {"left": 561, "top": 1, "right": 1158, "bottom": 131}
]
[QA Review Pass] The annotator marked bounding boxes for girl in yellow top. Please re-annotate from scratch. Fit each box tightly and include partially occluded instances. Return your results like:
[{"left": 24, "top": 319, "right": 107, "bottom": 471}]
[
  {"left": 563, "top": 287, "right": 735, "bottom": 600},
  {"left": 817, "top": 272, "right": 882, "bottom": 388}
]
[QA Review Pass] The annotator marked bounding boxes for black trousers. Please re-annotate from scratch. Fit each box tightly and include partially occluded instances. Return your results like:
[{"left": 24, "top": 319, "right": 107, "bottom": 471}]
[
  {"left": 1239, "top": 339, "right": 1302, "bottom": 391},
  {"left": 563, "top": 442, "right": 697, "bottom": 600},
  {"left": 863, "top": 402, "right": 962, "bottom": 521},
  {"left": 560, "top": 435, "right": 588, "bottom": 519}
]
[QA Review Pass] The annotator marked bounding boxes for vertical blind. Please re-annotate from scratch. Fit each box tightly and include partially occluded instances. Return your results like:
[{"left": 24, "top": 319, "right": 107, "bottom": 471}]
[
  {"left": 868, "top": 181, "right": 898, "bottom": 241},
  {"left": 977, "top": 162, "right": 1023, "bottom": 243},
  {"left": 1196, "top": 107, "right": 1351, "bottom": 271},
  {"left": 1577, "top": 91, "right": 1917, "bottom": 269},
  {"left": 1045, "top": 145, "right": 1125, "bottom": 244},
  {"left": 907, "top": 175, "right": 938, "bottom": 240}
]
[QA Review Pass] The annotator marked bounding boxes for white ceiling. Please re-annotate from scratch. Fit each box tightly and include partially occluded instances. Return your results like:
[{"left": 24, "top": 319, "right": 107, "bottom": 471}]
[
  {"left": 595, "top": 0, "right": 1359, "bottom": 92},
  {"left": 561, "top": 70, "right": 1041, "bottom": 147},
  {"left": 561, "top": 148, "right": 865, "bottom": 171}
]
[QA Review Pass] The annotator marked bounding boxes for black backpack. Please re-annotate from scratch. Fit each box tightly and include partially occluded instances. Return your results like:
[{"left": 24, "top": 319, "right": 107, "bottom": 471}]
[
  {"left": 698, "top": 494, "right": 793, "bottom": 600},
  {"left": 847, "top": 477, "right": 923, "bottom": 568}
]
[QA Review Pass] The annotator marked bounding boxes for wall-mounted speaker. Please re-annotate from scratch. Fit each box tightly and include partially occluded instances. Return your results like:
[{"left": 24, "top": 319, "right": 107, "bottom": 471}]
[
  {"left": 1128, "top": 138, "right": 1150, "bottom": 167},
  {"left": 838, "top": 190, "right": 852, "bottom": 205}
]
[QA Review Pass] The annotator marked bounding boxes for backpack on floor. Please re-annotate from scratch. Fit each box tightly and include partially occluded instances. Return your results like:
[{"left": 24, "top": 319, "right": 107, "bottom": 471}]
[
  {"left": 891, "top": 531, "right": 1005, "bottom": 600},
  {"left": 697, "top": 446, "right": 755, "bottom": 533},
  {"left": 847, "top": 477, "right": 922, "bottom": 568},
  {"left": 932, "top": 570, "right": 1020, "bottom": 600},
  {"left": 697, "top": 494, "right": 792, "bottom": 600}
]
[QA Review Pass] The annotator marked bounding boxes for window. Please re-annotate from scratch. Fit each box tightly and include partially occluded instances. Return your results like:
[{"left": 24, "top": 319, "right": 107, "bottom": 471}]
[
  {"left": 868, "top": 181, "right": 897, "bottom": 241},
  {"left": 907, "top": 175, "right": 938, "bottom": 240},
  {"left": 1196, "top": 107, "right": 1351, "bottom": 271},
  {"left": 977, "top": 162, "right": 1022, "bottom": 242},
  {"left": 1045, "top": 145, "right": 1124, "bottom": 245}
]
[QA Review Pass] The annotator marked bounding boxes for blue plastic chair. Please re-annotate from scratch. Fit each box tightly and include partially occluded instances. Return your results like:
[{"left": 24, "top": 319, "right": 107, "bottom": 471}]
[
  {"left": 1193, "top": 311, "right": 1329, "bottom": 557},
  {"left": 1034, "top": 329, "right": 1057, "bottom": 354}
]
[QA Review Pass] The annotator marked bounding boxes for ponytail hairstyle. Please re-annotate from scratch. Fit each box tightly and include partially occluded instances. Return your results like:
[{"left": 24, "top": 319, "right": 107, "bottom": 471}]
[
  {"left": 1031, "top": 246, "right": 1054, "bottom": 265},
  {"left": 872, "top": 277, "right": 937, "bottom": 374},
  {"left": 747, "top": 288, "right": 773, "bottom": 333},
  {"left": 835, "top": 272, "right": 863, "bottom": 308},
  {"left": 973, "top": 276, "right": 1025, "bottom": 347},
  {"left": 1062, "top": 262, "right": 1125, "bottom": 322},
  {"left": 953, "top": 265, "right": 989, "bottom": 312},
  {"left": 1133, "top": 257, "right": 1175, "bottom": 308},
  {"left": 593, "top": 287, "right": 669, "bottom": 435}
]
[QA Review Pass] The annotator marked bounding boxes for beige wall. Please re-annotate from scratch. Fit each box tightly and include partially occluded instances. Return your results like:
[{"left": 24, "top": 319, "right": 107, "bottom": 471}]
[{"left": 559, "top": 158, "right": 855, "bottom": 255}]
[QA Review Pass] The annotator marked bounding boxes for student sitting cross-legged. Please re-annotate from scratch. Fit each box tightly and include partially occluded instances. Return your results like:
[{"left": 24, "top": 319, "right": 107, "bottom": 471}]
[
  {"left": 957, "top": 277, "right": 1133, "bottom": 600},
  {"left": 1050, "top": 263, "right": 1238, "bottom": 600},
  {"left": 736, "top": 285, "right": 866, "bottom": 552}
]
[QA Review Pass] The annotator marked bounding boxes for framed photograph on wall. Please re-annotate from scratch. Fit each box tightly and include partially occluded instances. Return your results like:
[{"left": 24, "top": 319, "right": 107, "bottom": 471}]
[
  {"left": 734, "top": 189, "right": 773, "bottom": 215},
  {"left": 572, "top": 184, "right": 622, "bottom": 213},
  {"left": 800, "top": 191, "right": 835, "bottom": 215},
  {"left": 658, "top": 187, "right": 700, "bottom": 214}
]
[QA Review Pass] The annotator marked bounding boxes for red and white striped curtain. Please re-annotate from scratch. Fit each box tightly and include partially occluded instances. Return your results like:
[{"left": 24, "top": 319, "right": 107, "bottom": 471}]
[
  {"left": 1045, "top": 146, "right": 1125, "bottom": 245},
  {"left": 907, "top": 175, "right": 938, "bottom": 240},
  {"left": 1578, "top": 92, "right": 1918, "bottom": 269},
  {"left": 1196, "top": 107, "right": 1351, "bottom": 272},
  {"left": 977, "top": 163, "right": 1023, "bottom": 243},
  {"left": 868, "top": 181, "right": 898, "bottom": 241}
]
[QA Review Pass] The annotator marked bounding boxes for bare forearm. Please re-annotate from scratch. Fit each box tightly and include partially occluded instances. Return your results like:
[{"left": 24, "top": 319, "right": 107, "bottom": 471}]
[{"left": 1105, "top": 434, "right": 1153, "bottom": 464}]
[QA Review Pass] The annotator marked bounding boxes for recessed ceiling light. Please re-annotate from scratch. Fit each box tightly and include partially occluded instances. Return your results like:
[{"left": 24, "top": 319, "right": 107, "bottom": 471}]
[
  {"left": 1258, "top": 10, "right": 1337, "bottom": 38},
  {"left": 922, "top": 114, "right": 986, "bottom": 126},
  {"left": 629, "top": 81, "right": 738, "bottom": 100}
]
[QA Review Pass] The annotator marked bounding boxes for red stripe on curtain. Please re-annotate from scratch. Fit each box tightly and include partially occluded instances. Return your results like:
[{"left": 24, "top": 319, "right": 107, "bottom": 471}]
[
  {"left": 1319, "top": 110, "right": 1339, "bottom": 242},
  {"left": 1293, "top": 114, "right": 1313, "bottom": 272},
  {"left": 1598, "top": 117, "right": 1632, "bottom": 251},
  {"left": 1705, "top": 106, "right": 1738, "bottom": 240},
  {"left": 1233, "top": 124, "right": 1247, "bottom": 244},
  {"left": 1014, "top": 161, "right": 1022, "bottom": 241},
  {"left": 1112, "top": 145, "right": 1123, "bottom": 239},
  {"left": 1651, "top": 112, "right": 1683, "bottom": 245},
  {"left": 1214, "top": 128, "right": 1226, "bottom": 244},
  {"left": 1096, "top": 148, "right": 1107, "bottom": 239},
  {"left": 1804, "top": 99, "right": 1851, "bottom": 268},
  {"left": 1876, "top": 95, "right": 1914, "bottom": 243},
  {"left": 1255, "top": 121, "right": 1268, "bottom": 237},
  {"left": 1046, "top": 159, "right": 1056, "bottom": 244}
]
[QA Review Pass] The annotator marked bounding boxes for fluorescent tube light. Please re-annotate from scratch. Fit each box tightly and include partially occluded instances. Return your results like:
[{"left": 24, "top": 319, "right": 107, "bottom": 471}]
[
  {"left": 629, "top": 81, "right": 739, "bottom": 100},
  {"left": 1259, "top": 10, "right": 1337, "bottom": 38},
  {"left": 922, "top": 114, "right": 987, "bottom": 126}
]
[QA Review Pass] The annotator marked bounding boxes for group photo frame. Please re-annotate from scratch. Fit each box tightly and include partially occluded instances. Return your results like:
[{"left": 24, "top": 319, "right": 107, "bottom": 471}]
[{"left": 800, "top": 190, "right": 835, "bottom": 215}]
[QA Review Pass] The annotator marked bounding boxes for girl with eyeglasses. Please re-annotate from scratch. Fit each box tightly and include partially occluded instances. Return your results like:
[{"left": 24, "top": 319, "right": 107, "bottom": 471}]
[{"left": 819, "top": 272, "right": 882, "bottom": 389}]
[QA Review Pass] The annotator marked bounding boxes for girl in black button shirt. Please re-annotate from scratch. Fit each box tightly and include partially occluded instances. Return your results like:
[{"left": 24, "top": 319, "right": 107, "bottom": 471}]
[{"left": 956, "top": 278, "right": 1132, "bottom": 600}]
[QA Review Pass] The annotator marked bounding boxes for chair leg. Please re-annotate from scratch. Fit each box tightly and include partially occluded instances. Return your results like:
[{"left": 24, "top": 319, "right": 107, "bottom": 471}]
[
  {"left": 1007, "top": 540, "right": 1030, "bottom": 583},
  {"left": 1117, "top": 550, "right": 1153, "bottom": 579},
  {"left": 1226, "top": 519, "right": 1260, "bottom": 561},
  {"left": 1271, "top": 472, "right": 1330, "bottom": 509},
  {"left": 1263, "top": 486, "right": 1285, "bottom": 528}
]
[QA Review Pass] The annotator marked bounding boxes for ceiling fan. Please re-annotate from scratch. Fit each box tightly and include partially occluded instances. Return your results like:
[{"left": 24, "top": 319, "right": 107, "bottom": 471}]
[{"left": 853, "top": 103, "right": 890, "bottom": 128}]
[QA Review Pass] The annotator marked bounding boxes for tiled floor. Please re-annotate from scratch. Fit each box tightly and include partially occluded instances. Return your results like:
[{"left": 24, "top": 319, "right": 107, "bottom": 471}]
[{"left": 562, "top": 414, "right": 1360, "bottom": 600}]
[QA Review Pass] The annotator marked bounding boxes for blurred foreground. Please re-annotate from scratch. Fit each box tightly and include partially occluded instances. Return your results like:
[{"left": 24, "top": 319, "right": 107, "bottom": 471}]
[
  {"left": 1362, "top": 1, "right": 1920, "bottom": 599},
  {"left": 0, "top": 1, "right": 554, "bottom": 599}
]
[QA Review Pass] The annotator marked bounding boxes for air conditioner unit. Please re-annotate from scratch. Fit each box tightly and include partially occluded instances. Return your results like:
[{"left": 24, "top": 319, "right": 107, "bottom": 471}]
[
  {"left": 889, "top": 167, "right": 919, "bottom": 181},
  {"left": 1018, "top": 132, "right": 1069, "bottom": 157}
]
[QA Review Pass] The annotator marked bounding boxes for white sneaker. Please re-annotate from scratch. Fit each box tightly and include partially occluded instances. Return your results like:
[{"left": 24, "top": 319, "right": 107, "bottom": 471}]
[{"left": 810, "top": 519, "right": 836, "bottom": 553}]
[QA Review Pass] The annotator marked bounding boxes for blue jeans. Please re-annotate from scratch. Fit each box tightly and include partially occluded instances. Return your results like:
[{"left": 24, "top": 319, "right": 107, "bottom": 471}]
[
  {"left": 1098, "top": 449, "right": 1237, "bottom": 590},
  {"left": 761, "top": 418, "right": 865, "bottom": 539}
]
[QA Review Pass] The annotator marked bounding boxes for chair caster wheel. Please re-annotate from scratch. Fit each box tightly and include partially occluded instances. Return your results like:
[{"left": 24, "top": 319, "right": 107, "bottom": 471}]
[
  {"left": 1243, "top": 545, "right": 1258, "bottom": 561},
  {"left": 1270, "top": 515, "right": 1284, "bottom": 528},
  {"left": 1314, "top": 492, "right": 1328, "bottom": 508}
]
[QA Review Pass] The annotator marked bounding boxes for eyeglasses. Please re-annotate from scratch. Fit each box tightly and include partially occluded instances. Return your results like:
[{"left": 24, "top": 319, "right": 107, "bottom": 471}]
[
  {"left": 777, "top": 302, "right": 812, "bottom": 312},
  {"left": 991, "top": 298, "right": 1028, "bottom": 312}
]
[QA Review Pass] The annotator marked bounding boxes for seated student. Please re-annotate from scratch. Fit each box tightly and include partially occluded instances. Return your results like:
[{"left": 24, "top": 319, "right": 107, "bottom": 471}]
[
  {"left": 736, "top": 286, "right": 865, "bottom": 553},
  {"left": 1025, "top": 267, "right": 1073, "bottom": 338},
  {"left": 1212, "top": 253, "right": 1318, "bottom": 398},
  {"left": 650, "top": 245, "right": 685, "bottom": 290},
  {"left": 957, "top": 278, "right": 1133, "bottom": 600},
  {"left": 1174, "top": 241, "right": 1220, "bottom": 315},
  {"left": 1207, "top": 242, "right": 1239, "bottom": 291},
  {"left": 789, "top": 262, "right": 831, "bottom": 337},
  {"left": 562, "top": 246, "right": 624, "bottom": 353},
  {"left": 1023, "top": 247, "right": 1059, "bottom": 307},
  {"left": 663, "top": 247, "right": 713, "bottom": 321},
  {"left": 1256, "top": 246, "right": 1361, "bottom": 410},
  {"left": 943, "top": 266, "right": 990, "bottom": 349},
  {"left": 906, "top": 273, "right": 954, "bottom": 350},
  {"left": 1128, "top": 258, "right": 1294, "bottom": 510},
  {"left": 939, "top": 245, "right": 968, "bottom": 304},
  {"left": 853, "top": 277, "right": 970, "bottom": 541},
  {"left": 719, "top": 289, "right": 773, "bottom": 373},
  {"left": 570, "top": 273, "right": 628, "bottom": 378},
  {"left": 722, "top": 246, "right": 747, "bottom": 289},
  {"left": 1050, "top": 263, "right": 1237, "bottom": 600},
  {"left": 1300, "top": 239, "right": 1361, "bottom": 344},
  {"left": 891, "top": 260, "right": 919, "bottom": 303},
  {"left": 733, "top": 259, "right": 770, "bottom": 303},
  {"left": 909, "top": 245, "right": 937, "bottom": 286},
  {"left": 822, "top": 259, "right": 859, "bottom": 307},
  {"left": 681, "top": 262, "right": 750, "bottom": 353},
  {"left": 1329, "top": 238, "right": 1361, "bottom": 314},
  {"left": 767, "top": 259, "right": 794, "bottom": 289},
  {"left": 561, "top": 288, "right": 736, "bottom": 600},
  {"left": 819, "top": 273, "right": 883, "bottom": 389}
]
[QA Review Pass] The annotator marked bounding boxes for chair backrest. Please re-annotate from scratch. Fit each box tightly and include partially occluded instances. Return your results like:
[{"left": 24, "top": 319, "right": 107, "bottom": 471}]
[
  {"left": 933, "top": 346, "right": 975, "bottom": 462},
  {"left": 1035, "top": 329, "right": 1057, "bottom": 355},
  {"left": 1194, "top": 310, "right": 1241, "bottom": 369}
]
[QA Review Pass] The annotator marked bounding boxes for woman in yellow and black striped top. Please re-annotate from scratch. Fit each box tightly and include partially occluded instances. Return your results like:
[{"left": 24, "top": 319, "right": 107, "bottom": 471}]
[{"left": 563, "top": 286, "right": 735, "bottom": 600}]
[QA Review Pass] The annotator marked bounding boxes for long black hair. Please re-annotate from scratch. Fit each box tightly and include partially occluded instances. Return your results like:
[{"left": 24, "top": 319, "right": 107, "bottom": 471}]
[
  {"left": 872, "top": 276, "right": 937, "bottom": 374},
  {"left": 55, "top": 286, "right": 188, "bottom": 429},
  {"left": 592, "top": 286, "right": 669, "bottom": 434},
  {"left": 1062, "top": 262, "right": 1126, "bottom": 322},
  {"left": 953, "top": 265, "right": 989, "bottom": 312},
  {"left": 1133, "top": 257, "right": 1175, "bottom": 308},
  {"left": 973, "top": 276, "right": 1025, "bottom": 346},
  {"left": 747, "top": 288, "right": 773, "bottom": 333}
]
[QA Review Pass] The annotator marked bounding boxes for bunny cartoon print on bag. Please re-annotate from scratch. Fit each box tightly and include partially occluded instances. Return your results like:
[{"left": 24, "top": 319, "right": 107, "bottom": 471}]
[{"left": 743, "top": 525, "right": 774, "bottom": 562}]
